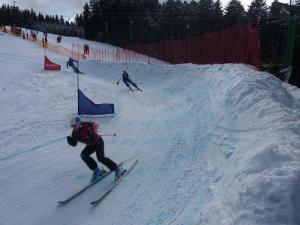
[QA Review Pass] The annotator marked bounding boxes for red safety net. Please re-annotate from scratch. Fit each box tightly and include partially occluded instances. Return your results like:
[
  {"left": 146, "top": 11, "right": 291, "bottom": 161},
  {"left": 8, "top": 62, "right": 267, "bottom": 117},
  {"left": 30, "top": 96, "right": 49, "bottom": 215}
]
[{"left": 128, "top": 23, "right": 262, "bottom": 70}]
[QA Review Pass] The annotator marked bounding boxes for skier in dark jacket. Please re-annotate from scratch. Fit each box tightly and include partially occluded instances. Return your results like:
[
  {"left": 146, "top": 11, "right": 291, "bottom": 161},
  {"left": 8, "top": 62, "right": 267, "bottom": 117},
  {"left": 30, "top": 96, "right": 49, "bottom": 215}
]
[
  {"left": 116, "top": 71, "right": 142, "bottom": 91},
  {"left": 67, "top": 115, "right": 126, "bottom": 181},
  {"left": 66, "top": 57, "right": 84, "bottom": 74},
  {"left": 66, "top": 57, "right": 78, "bottom": 69}
]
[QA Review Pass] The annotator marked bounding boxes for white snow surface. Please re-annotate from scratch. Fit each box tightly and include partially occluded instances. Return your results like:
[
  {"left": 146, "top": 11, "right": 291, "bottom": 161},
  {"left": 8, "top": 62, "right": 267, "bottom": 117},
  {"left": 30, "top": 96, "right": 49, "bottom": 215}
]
[{"left": 1, "top": 32, "right": 300, "bottom": 225}]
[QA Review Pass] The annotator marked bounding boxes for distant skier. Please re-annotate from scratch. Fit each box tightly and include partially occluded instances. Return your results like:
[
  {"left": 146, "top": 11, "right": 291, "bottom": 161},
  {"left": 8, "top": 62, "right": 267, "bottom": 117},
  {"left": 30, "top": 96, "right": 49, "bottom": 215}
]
[
  {"left": 66, "top": 57, "right": 84, "bottom": 74},
  {"left": 57, "top": 35, "right": 62, "bottom": 43},
  {"left": 45, "top": 37, "right": 48, "bottom": 48},
  {"left": 116, "top": 71, "right": 142, "bottom": 91},
  {"left": 67, "top": 115, "right": 126, "bottom": 182},
  {"left": 84, "top": 44, "right": 89, "bottom": 55}
]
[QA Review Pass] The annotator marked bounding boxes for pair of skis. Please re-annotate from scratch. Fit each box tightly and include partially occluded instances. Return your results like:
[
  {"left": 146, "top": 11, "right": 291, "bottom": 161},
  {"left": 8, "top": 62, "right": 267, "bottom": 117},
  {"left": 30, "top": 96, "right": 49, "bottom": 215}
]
[
  {"left": 58, "top": 160, "right": 138, "bottom": 206},
  {"left": 129, "top": 87, "right": 143, "bottom": 92}
]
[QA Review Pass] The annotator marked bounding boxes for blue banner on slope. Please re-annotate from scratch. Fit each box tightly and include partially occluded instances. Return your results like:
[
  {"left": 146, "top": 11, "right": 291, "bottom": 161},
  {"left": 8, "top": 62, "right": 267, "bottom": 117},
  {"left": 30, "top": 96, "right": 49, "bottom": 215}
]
[{"left": 78, "top": 89, "right": 114, "bottom": 115}]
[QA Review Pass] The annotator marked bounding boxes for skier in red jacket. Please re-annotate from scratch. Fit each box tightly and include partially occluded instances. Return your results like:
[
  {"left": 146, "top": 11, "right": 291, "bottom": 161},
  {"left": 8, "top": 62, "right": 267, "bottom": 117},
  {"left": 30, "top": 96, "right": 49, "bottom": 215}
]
[{"left": 67, "top": 115, "right": 125, "bottom": 182}]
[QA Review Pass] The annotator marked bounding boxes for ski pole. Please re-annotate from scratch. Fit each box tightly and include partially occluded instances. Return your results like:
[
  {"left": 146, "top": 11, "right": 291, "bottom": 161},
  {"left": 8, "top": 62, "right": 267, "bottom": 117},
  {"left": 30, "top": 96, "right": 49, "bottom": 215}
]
[
  {"left": 101, "top": 133, "right": 116, "bottom": 136},
  {"left": 116, "top": 77, "right": 122, "bottom": 85}
]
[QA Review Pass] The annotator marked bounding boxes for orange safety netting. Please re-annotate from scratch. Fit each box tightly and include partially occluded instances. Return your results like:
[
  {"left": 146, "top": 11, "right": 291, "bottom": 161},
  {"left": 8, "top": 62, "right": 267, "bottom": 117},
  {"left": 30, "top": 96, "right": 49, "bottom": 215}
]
[
  {"left": 128, "top": 23, "right": 262, "bottom": 70},
  {"left": 36, "top": 38, "right": 86, "bottom": 60},
  {"left": 5, "top": 27, "right": 85, "bottom": 60},
  {"left": 2, "top": 24, "right": 261, "bottom": 68}
]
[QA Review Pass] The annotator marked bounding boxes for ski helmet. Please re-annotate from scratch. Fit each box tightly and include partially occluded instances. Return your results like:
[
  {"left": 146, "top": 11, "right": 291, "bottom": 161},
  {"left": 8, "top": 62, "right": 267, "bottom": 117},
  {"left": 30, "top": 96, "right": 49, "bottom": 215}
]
[{"left": 70, "top": 115, "right": 81, "bottom": 127}]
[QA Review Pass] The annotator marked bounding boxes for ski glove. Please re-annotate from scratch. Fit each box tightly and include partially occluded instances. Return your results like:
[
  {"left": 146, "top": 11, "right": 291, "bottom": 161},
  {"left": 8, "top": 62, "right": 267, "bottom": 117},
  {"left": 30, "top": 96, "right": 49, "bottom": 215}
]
[{"left": 67, "top": 136, "right": 77, "bottom": 147}]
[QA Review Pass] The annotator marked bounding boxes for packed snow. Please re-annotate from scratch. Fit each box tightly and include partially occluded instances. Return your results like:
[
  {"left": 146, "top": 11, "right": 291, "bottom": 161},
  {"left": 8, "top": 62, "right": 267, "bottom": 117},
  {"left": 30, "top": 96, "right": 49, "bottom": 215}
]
[{"left": 1, "top": 30, "right": 300, "bottom": 225}]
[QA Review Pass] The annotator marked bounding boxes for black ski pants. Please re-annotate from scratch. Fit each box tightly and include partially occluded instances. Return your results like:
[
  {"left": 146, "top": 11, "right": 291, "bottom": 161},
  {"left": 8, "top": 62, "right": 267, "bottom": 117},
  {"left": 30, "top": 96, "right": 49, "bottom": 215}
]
[
  {"left": 71, "top": 64, "right": 80, "bottom": 73},
  {"left": 123, "top": 79, "right": 138, "bottom": 89},
  {"left": 80, "top": 137, "right": 117, "bottom": 171}
]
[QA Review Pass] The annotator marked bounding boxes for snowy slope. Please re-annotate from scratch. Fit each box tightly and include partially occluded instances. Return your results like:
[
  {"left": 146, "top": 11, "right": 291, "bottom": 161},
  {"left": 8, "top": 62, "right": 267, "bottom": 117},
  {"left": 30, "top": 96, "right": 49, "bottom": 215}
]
[{"left": 1, "top": 31, "right": 300, "bottom": 225}]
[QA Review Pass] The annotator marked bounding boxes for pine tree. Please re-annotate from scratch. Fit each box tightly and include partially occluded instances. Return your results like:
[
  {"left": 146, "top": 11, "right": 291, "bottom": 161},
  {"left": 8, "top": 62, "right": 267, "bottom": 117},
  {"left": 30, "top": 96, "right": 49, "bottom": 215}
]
[
  {"left": 75, "top": 14, "right": 84, "bottom": 27},
  {"left": 160, "top": 0, "right": 178, "bottom": 39},
  {"left": 213, "top": 0, "right": 224, "bottom": 28},
  {"left": 224, "top": 0, "right": 246, "bottom": 25},
  {"left": 194, "top": 0, "right": 215, "bottom": 33},
  {"left": 89, "top": 0, "right": 102, "bottom": 41},
  {"left": 187, "top": 1, "right": 200, "bottom": 35},
  {"left": 247, "top": 0, "right": 269, "bottom": 25},
  {"left": 83, "top": 3, "right": 92, "bottom": 39}
]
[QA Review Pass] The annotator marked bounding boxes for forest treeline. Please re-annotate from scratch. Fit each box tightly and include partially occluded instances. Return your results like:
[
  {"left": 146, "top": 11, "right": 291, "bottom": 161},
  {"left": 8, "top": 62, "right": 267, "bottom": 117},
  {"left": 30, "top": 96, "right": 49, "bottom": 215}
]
[
  {"left": 0, "top": 0, "right": 295, "bottom": 45},
  {"left": 0, "top": 4, "right": 82, "bottom": 36}
]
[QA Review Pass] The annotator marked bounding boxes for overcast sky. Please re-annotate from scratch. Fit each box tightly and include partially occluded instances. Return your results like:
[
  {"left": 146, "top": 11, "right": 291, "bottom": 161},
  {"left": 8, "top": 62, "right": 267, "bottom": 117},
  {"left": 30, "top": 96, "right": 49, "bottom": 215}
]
[{"left": 0, "top": 0, "right": 291, "bottom": 21}]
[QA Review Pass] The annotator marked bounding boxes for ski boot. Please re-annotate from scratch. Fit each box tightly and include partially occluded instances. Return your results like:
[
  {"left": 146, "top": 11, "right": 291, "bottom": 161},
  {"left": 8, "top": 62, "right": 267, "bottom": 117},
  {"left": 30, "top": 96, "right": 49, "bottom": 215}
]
[
  {"left": 91, "top": 167, "right": 105, "bottom": 182},
  {"left": 115, "top": 166, "right": 127, "bottom": 181}
]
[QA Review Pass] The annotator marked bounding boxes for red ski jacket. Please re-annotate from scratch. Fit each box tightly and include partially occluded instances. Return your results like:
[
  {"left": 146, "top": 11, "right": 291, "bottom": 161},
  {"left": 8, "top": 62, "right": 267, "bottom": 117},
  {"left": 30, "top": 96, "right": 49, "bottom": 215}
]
[{"left": 71, "top": 122, "right": 99, "bottom": 146}]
